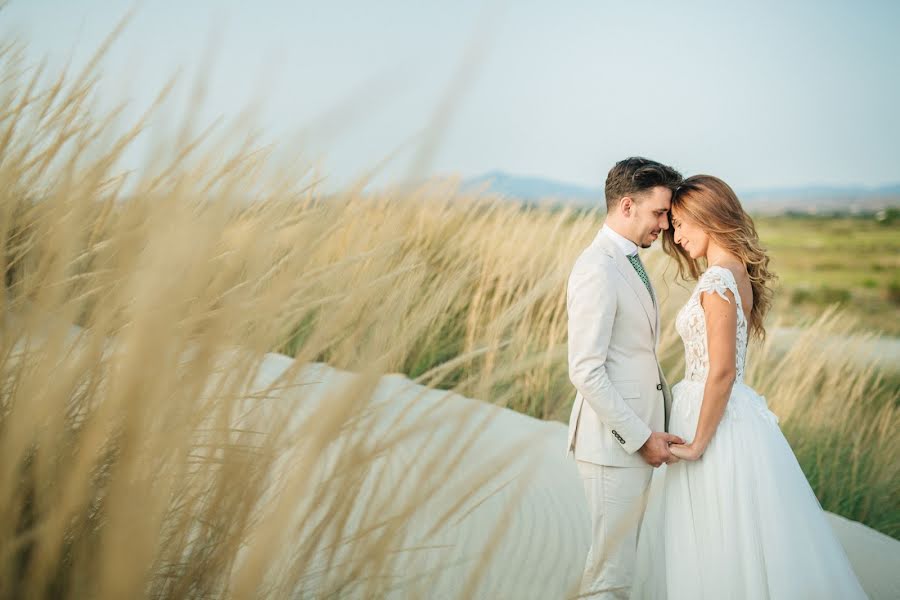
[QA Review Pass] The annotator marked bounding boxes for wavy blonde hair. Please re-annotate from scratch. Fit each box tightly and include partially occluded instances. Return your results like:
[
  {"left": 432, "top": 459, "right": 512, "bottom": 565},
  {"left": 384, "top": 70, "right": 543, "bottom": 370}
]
[{"left": 661, "top": 175, "right": 776, "bottom": 339}]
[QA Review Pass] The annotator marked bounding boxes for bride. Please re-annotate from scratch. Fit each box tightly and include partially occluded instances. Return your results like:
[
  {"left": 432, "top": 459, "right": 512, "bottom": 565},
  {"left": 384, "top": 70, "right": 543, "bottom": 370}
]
[{"left": 634, "top": 175, "right": 867, "bottom": 598}]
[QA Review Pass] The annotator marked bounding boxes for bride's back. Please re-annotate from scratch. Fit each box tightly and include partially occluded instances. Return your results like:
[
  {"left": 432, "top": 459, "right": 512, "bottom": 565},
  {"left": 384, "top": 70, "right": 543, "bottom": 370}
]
[{"left": 705, "top": 261, "right": 753, "bottom": 323}]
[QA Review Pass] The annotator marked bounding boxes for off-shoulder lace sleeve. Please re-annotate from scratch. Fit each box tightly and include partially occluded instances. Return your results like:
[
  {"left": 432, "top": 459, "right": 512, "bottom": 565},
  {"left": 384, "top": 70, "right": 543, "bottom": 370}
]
[{"left": 697, "top": 266, "right": 739, "bottom": 306}]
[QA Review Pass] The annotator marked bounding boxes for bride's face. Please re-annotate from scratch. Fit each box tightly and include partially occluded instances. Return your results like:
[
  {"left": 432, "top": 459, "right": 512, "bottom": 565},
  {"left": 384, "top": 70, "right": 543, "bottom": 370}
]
[{"left": 671, "top": 209, "right": 710, "bottom": 259}]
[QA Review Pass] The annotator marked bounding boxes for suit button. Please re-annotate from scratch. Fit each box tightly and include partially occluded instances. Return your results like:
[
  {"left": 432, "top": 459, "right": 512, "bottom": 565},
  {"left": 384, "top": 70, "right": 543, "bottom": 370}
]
[{"left": 656, "top": 384, "right": 663, "bottom": 390}]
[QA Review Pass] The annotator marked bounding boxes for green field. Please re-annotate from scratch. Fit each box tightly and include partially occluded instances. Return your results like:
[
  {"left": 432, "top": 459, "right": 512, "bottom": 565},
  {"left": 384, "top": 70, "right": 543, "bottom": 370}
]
[{"left": 755, "top": 212, "right": 900, "bottom": 335}]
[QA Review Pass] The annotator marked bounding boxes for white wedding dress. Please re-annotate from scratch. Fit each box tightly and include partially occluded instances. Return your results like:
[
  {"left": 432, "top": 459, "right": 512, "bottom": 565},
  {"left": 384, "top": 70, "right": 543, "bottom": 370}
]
[{"left": 633, "top": 266, "right": 867, "bottom": 599}]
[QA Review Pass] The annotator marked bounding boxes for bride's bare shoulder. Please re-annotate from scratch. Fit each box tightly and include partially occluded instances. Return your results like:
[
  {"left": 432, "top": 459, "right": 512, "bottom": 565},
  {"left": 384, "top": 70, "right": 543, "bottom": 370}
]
[
  {"left": 716, "top": 262, "right": 753, "bottom": 312},
  {"left": 717, "top": 262, "right": 747, "bottom": 284}
]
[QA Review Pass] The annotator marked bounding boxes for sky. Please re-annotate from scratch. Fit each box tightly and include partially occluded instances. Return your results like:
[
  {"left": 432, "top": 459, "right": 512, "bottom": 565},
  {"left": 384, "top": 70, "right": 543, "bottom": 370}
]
[{"left": 3, "top": 0, "right": 899, "bottom": 191}]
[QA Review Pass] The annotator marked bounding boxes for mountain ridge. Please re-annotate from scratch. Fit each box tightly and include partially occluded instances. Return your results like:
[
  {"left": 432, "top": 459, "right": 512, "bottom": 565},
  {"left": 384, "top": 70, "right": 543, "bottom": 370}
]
[{"left": 463, "top": 171, "right": 900, "bottom": 212}]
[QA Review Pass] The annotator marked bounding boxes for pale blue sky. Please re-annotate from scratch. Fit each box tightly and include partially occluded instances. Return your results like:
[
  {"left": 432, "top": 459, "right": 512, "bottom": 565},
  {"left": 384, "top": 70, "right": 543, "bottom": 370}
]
[{"left": 3, "top": 0, "right": 899, "bottom": 190}]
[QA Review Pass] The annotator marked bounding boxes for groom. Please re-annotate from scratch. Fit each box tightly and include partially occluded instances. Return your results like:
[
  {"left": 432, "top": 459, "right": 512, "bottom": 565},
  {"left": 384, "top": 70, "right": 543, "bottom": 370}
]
[{"left": 566, "top": 157, "right": 683, "bottom": 598}]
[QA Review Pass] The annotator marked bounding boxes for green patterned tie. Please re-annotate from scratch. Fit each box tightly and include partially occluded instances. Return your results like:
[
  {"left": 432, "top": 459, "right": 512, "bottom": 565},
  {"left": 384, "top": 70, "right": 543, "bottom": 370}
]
[{"left": 627, "top": 253, "right": 653, "bottom": 297}]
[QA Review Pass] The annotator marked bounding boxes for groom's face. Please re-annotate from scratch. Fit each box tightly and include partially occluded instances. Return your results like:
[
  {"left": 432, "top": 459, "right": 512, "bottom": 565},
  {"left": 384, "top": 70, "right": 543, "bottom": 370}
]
[{"left": 624, "top": 186, "right": 672, "bottom": 248}]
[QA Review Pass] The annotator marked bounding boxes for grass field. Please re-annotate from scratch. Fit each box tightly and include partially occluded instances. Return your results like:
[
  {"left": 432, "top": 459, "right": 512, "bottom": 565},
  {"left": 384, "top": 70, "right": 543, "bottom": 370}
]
[
  {"left": 0, "top": 38, "right": 897, "bottom": 598},
  {"left": 755, "top": 213, "right": 900, "bottom": 335}
]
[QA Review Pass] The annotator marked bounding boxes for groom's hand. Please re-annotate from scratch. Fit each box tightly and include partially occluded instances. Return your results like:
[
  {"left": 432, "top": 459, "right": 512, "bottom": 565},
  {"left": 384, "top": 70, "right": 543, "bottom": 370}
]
[{"left": 638, "top": 432, "right": 685, "bottom": 467}]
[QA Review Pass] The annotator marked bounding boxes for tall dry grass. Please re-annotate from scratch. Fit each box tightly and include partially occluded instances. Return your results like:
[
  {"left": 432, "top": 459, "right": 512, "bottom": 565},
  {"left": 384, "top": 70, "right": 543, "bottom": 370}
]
[
  {"left": 0, "top": 29, "right": 897, "bottom": 599},
  {"left": 0, "top": 39, "right": 562, "bottom": 598}
]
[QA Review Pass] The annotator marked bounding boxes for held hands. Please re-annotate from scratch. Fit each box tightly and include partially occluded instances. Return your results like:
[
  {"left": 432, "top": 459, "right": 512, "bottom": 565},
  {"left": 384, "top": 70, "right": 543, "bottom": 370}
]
[
  {"left": 638, "top": 431, "right": 685, "bottom": 468},
  {"left": 668, "top": 442, "right": 706, "bottom": 462}
]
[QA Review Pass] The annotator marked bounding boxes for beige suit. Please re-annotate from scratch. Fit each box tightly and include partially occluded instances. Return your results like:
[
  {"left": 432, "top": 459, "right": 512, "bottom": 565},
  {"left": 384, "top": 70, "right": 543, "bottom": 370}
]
[
  {"left": 566, "top": 225, "right": 672, "bottom": 598},
  {"left": 566, "top": 226, "right": 671, "bottom": 466}
]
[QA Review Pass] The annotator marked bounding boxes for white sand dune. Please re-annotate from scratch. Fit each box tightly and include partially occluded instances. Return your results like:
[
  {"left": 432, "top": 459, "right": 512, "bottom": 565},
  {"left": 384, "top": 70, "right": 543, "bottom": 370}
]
[
  {"left": 9, "top": 322, "right": 898, "bottom": 597},
  {"left": 771, "top": 326, "right": 900, "bottom": 372},
  {"left": 245, "top": 353, "right": 900, "bottom": 599}
]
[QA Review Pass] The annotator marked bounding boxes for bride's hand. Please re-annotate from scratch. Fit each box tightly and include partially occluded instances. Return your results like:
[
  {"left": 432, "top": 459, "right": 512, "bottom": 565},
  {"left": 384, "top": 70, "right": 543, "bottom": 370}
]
[{"left": 669, "top": 443, "right": 704, "bottom": 461}]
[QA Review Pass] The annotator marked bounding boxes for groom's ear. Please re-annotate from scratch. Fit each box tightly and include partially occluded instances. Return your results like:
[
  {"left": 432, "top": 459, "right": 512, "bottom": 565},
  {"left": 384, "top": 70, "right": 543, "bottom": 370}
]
[{"left": 620, "top": 196, "right": 634, "bottom": 216}]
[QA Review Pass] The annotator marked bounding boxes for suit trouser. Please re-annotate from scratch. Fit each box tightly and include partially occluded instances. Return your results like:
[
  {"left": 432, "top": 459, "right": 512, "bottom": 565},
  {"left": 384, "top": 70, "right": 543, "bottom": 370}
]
[{"left": 576, "top": 460, "right": 653, "bottom": 599}]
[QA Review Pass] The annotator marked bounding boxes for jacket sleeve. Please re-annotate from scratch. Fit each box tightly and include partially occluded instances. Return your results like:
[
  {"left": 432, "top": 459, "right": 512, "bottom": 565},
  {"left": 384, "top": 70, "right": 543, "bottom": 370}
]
[{"left": 567, "top": 256, "right": 652, "bottom": 454}]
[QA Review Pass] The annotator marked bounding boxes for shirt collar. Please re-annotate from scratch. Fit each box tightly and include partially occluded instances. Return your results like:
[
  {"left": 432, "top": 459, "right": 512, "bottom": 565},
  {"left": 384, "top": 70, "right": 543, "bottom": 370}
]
[{"left": 602, "top": 223, "right": 639, "bottom": 257}]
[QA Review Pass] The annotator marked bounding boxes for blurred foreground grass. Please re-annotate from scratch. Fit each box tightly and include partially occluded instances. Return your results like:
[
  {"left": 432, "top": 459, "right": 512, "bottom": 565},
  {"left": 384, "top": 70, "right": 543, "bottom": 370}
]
[{"left": 0, "top": 33, "right": 897, "bottom": 599}]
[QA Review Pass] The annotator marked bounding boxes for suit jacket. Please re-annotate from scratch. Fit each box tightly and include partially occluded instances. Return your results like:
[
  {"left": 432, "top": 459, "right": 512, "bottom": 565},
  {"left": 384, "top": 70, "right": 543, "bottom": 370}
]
[{"left": 565, "top": 227, "right": 672, "bottom": 468}]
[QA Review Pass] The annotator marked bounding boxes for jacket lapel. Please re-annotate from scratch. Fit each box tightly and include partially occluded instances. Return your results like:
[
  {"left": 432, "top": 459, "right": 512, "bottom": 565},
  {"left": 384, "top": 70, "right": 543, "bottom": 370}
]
[
  {"left": 593, "top": 230, "right": 657, "bottom": 339},
  {"left": 652, "top": 280, "right": 661, "bottom": 341}
]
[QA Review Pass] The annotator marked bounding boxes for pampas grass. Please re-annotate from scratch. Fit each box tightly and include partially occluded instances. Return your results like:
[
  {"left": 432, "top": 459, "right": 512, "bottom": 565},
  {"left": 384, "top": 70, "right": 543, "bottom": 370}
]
[
  {"left": 0, "top": 38, "right": 551, "bottom": 598},
  {"left": 0, "top": 29, "right": 897, "bottom": 599}
]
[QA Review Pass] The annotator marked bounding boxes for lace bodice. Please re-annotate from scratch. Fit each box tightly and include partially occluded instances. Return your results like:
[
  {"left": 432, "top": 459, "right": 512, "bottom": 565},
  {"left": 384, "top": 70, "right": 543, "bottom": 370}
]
[{"left": 675, "top": 266, "right": 748, "bottom": 384}]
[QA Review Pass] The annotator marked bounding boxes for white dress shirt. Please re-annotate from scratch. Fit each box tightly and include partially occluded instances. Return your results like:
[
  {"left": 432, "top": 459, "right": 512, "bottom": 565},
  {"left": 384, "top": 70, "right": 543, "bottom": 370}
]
[{"left": 601, "top": 223, "right": 639, "bottom": 257}]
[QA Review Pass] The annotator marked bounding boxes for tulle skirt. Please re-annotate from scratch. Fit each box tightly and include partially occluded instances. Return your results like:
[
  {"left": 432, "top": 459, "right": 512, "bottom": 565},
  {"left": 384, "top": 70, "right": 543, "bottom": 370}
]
[{"left": 633, "top": 380, "right": 868, "bottom": 599}]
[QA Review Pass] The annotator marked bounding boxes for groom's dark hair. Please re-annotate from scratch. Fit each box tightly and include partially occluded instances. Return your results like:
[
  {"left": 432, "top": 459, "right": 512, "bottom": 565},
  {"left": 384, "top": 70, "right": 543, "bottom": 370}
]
[{"left": 605, "top": 157, "right": 682, "bottom": 211}]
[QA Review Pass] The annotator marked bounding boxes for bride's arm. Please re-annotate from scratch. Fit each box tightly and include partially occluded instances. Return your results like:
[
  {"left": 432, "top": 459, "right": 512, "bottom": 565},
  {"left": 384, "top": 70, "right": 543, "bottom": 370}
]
[{"left": 669, "top": 290, "right": 738, "bottom": 460}]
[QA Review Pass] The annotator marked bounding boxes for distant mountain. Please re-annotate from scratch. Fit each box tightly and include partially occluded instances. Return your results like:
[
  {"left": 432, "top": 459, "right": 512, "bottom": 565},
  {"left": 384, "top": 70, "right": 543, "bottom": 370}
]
[
  {"left": 463, "top": 171, "right": 601, "bottom": 206},
  {"left": 735, "top": 183, "right": 900, "bottom": 214},
  {"left": 740, "top": 184, "right": 900, "bottom": 201},
  {"left": 463, "top": 171, "right": 900, "bottom": 214}
]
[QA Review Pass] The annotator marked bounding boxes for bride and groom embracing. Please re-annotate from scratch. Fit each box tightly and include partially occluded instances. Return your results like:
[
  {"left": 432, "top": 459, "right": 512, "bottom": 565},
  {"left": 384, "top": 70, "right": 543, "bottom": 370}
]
[{"left": 566, "top": 157, "right": 867, "bottom": 599}]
